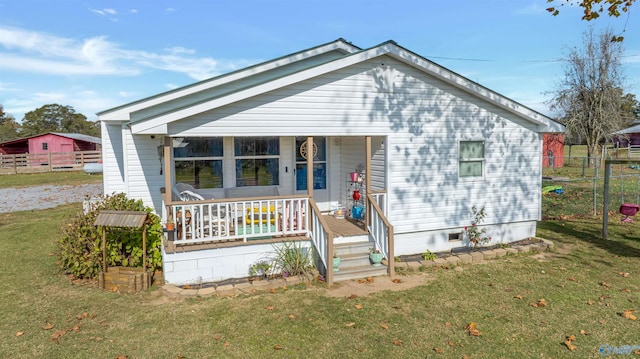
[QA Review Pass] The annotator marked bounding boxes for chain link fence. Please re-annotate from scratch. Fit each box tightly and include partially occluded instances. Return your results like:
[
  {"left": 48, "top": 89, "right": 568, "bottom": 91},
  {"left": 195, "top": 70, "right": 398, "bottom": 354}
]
[{"left": 542, "top": 156, "right": 640, "bottom": 219}]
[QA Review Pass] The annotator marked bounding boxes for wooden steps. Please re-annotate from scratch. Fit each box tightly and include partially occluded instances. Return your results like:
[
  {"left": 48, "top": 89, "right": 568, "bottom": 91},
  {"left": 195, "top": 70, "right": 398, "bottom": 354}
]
[{"left": 332, "top": 240, "right": 387, "bottom": 282}]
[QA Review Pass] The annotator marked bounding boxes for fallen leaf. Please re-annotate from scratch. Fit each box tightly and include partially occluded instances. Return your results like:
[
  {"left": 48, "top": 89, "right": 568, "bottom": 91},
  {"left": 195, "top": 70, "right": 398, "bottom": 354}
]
[
  {"left": 223, "top": 341, "right": 231, "bottom": 347},
  {"left": 620, "top": 310, "right": 637, "bottom": 320},
  {"left": 622, "top": 288, "right": 631, "bottom": 293},
  {"left": 269, "top": 288, "right": 277, "bottom": 293},
  {"left": 566, "top": 334, "right": 576, "bottom": 341},
  {"left": 16, "top": 331, "right": 24, "bottom": 337},
  {"left": 392, "top": 278, "right": 402, "bottom": 283},
  {"left": 580, "top": 329, "right": 588, "bottom": 336},
  {"left": 587, "top": 300, "right": 595, "bottom": 305},
  {"left": 42, "top": 323, "right": 55, "bottom": 330},
  {"left": 567, "top": 277, "right": 577, "bottom": 282},
  {"left": 599, "top": 319, "right": 606, "bottom": 324},
  {"left": 274, "top": 345, "right": 283, "bottom": 350},
  {"left": 392, "top": 339, "right": 403, "bottom": 346},
  {"left": 619, "top": 272, "right": 630, "bottom": 277},
  {"left": 465, "top": 322, "right": 481, "bottom": 336},
  {"left": 537, "top": 298, "right": 548, "bottom": 307},
  {"left": 288, "top": 314, "right": 295, "bottom": 319},
  {"left": 514, "top": 294, "right": 525, "bottom": 300},
  {"left": 601, "top": 281, "right": 611, "bottom": 289},
  {"left": 357, "top": 279, "right": 367, "bottom": 284},
  {"left": 50, "top": 330, "right": 66, "bottom": 344},
  {"left": 354, "top": 303, "right": 363, "bottom": 309},
  {"left": 447, "top": 341, "right": 456, "bottom": 346},
  {"left": 265, "top": 306, "right": 274, "bottom": 311},
  {"left": 213, "top": 334, "right": 222, "bottom": 340},
  {"left": 445, "top": 322, "right": 452, "bottom": 328},
  {"left": 345, "top": 322, "right": 356, "bottom": 327},
  {"left": 564, "top": 340, "right": 577, "bottom": 351},
  {"left": 347, "top": 294, "right": 358, "bottom": 299},
  {"left": 116, "top": 356, "right": 128, "bottom": 359},
  {"left": 433, "top": 347, "right": 444, "bottom": 353},
  {"left": 366, "top": 277, "right": 374, "bottom": 282},
  {"left": 379, "top": 323, "right": 389, "bottom": 330}
]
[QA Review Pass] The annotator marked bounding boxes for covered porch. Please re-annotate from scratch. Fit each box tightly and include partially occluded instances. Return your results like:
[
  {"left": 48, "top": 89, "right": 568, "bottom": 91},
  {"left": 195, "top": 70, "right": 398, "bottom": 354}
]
[{"left": 160, "top": 135, "right": 394, "bottom": 285}]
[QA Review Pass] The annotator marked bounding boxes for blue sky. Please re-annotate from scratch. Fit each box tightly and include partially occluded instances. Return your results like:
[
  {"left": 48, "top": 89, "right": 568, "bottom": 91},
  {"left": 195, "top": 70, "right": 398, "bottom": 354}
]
[{"left": 1, "top": 0, "right": 639, "bottom": 122}]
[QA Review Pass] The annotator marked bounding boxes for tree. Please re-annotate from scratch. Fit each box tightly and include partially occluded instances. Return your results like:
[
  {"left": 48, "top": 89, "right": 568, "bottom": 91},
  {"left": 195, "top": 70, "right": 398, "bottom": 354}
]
[
  {"left": 20, "top": 104, "right": 99, "bottom": 137},
  {"left": 546, "top": 0, "right": 635, "bottom": 41},
  {"left": 547, "top": 28, "right": 628, "bottom": 162},
  {"left": 0, "top": 105, "right": 20, "bottom": 142}
]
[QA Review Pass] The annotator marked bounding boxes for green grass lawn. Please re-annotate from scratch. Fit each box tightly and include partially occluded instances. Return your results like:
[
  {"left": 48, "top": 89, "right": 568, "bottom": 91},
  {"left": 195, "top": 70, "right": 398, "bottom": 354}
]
[
  {"left": 1, "top": 165, "right": 639, "bottom": 357},
  {"left": 0, "top": 171, "right": 102, "bottom": 189},
  {"left": 2, "top": 201, "right": 640, "bottom": 358}
]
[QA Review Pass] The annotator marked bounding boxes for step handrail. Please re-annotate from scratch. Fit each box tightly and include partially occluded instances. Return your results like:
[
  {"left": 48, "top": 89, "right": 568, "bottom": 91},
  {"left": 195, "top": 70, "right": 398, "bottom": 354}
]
[
  {"left": 367, "top": 192, "right": 394, "bottom": 279},
  {"left": 308, "top": 198, "right": 337, "bottom": 284}
]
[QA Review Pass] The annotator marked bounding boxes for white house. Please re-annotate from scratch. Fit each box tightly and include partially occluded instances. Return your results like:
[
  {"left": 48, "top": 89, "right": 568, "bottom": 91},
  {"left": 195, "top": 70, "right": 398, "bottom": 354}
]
[{"left": 98, "top": 39, "right": 564, "bottom": 285}]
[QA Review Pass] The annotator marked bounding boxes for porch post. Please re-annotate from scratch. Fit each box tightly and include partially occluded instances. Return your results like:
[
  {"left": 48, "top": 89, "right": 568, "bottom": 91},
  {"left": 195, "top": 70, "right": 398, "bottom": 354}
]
[
  {"left": 365, "top": 136, "right": 372, "bottom": 229},
  {"left": 307, "top": 136, "right": 314, "bottom": 198},
  {"left": 163, "top": 137, "right": 173, "bottom": 216}
]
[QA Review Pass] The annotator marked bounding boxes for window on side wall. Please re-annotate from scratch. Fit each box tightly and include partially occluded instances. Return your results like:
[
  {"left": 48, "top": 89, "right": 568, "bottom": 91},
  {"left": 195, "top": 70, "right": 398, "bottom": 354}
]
[
  {"left": 234, "top": 137, "right": 279, "bottom": 187},
  {"left": 459, "top": 141, "right": 484, "bottom": 178},
  {"left": 42, "top": 143, "right": 48, "bottom": 150},
  {"left": 173, "top": 137, "right": 223, "bottom": 188}
]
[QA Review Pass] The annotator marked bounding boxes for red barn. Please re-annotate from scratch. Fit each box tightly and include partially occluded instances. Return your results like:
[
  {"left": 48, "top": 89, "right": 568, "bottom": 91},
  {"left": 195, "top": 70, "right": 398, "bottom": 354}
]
[
  {"left": 0, "top": 132, "right": 101, "bottom": 155},
  {"left": 543, "top": 133, "right": 564, "bottom": 168}
]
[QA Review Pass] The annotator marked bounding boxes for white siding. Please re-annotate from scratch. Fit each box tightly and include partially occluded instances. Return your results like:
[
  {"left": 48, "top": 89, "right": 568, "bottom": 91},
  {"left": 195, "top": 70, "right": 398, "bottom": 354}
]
[
  {"left": 370, "top": 136, "right": 386, "bottom": 191},
  {"left": 101, "top": 122, "right": 126, "bottom": 195},
  {"left": 123, "top": 130, "right": 165, "bottom": 213}
]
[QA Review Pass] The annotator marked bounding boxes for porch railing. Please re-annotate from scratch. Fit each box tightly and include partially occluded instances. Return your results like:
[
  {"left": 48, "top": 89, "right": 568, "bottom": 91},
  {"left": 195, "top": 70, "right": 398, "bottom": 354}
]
[
  {"left": 167, "top": 195, "right": 309, "bottom": 244},
  {"left": 367, "top": 191, "right": 394, "bottom": 278},
  {"left": 308, "top": 199, "right": 335, "bottom": 284}
]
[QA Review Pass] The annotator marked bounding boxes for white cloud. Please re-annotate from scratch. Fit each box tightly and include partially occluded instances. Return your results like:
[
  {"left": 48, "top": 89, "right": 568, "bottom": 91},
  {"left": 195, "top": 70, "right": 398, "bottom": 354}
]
[
  {"left": 129, "top": 9, "right": 138, "bottom": 14},
  {"left": 0, "top": 26, "right": 258, "bottom": 79},
  {"left": 89, "top": 8, "right": 117, "bottom": 16}
]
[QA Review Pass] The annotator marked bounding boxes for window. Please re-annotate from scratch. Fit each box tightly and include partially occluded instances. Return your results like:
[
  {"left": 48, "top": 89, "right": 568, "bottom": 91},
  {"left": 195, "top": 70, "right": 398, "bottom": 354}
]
[
  {"left": 234, "top": 137, "right": 279, "bottom": 187},
  {"left": 295, "top": 137, "right": 326, "bottom": 190},
  {"left": 459, "top": 141, "right": 484, "bottom": 178},
  {"left": 173, "top": 137, "right": 223, "bottom": 188},
  {"left": 42, "top": 143, "right": 48, "bottom": 150}
]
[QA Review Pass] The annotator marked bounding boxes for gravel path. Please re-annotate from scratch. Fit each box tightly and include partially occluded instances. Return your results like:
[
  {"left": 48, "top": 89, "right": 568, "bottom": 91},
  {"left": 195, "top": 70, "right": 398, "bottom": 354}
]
[{"left": 0, "top": 183, "right": 103, "bottom": 213}]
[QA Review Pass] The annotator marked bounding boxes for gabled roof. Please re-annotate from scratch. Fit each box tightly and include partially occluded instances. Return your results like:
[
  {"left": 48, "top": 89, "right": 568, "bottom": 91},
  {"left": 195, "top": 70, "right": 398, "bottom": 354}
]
[
  {"left": 99, "top": 39, "right": 564, "bottom": 134},
  {"left": 0, "top": 132, "right": 101, "bottom": 146},
  {"left": 97, "top": 38, "right": 361, "bottom": 122},
  {"left": 613, "top": 124, "right": 640, "bottom": 135}
]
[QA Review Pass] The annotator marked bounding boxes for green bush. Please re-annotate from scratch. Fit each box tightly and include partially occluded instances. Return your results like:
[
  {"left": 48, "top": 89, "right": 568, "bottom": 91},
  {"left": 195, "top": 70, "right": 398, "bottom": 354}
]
[{"left": 56, "top": 193, "right": 163, "bottom": 279}]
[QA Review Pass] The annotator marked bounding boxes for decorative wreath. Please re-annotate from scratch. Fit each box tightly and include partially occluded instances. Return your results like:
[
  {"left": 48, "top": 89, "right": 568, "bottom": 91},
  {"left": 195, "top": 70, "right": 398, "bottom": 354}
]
[{"left": 299, "top": 140, "right": 318, "bottom": 159}]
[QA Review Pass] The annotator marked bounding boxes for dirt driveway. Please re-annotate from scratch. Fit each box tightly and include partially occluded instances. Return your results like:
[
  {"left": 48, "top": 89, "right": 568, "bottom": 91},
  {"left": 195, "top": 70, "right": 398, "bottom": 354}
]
[{"left": 0, "top": 183, "right": 103, "bottom": 213}]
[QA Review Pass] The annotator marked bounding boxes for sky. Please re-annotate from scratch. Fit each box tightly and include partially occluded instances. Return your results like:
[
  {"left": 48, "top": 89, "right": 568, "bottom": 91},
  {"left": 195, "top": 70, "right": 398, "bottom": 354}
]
[{"left": 1, "top": 0, "right": 639, "bottom": 122}]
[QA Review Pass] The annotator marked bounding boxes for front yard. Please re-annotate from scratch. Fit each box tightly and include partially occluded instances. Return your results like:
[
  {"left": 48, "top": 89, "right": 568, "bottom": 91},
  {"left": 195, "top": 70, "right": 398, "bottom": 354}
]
[{"left": 2, "top": 200, "right": 640, "bottom": 358}]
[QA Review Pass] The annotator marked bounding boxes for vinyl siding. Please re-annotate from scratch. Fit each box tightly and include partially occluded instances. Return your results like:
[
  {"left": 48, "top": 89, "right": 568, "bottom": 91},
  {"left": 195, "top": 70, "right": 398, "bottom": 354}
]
[
  {"left": 164, "top": 56, "right": 542, "bottom": 235},
  {"left": 123, "top": 130, "right": 165, "bottom": 213},
  {"left": 101, "top": 122, "right": 125, "bottom": 194}
]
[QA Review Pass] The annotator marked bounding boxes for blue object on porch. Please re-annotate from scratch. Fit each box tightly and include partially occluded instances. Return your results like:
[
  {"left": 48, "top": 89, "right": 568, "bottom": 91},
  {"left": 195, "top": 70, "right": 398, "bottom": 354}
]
[{"left": 352, "top": 205, "right": 364, "bottom": 220}]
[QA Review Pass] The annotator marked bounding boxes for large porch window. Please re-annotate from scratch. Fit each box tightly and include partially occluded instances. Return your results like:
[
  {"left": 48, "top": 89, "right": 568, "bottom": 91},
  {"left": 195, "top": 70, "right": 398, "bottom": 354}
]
[
  {"left": 235, "top": 137, "right": 279, "bottom": 187},
  {"left": 173, "top": 137, "right": 224, "bottom": 188},
  {"left": 296, "top": 137, "right": 326, "bottom": 190}
]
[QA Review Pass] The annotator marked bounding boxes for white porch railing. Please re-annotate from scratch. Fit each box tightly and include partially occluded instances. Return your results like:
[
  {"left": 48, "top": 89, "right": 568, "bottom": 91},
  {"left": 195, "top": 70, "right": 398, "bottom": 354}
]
[
  {"left": 308, "top": 199, "right": 335, "bottom": 283},
  {"left": 168, "top": 196, "right": 309, "bottom": 244},
  {"left": 367, "top": 191, "right": 394, "bottom": 278}
]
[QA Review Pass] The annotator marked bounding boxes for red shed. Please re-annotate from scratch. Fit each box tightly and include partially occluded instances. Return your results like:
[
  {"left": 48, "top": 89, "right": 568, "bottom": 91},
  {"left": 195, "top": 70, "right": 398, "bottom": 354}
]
[
  {"left": 0, "top": 132, "right": 101, "bottom": 155},
  {"left": 543, "top": 133, "right": 564, "bottom": 168}
]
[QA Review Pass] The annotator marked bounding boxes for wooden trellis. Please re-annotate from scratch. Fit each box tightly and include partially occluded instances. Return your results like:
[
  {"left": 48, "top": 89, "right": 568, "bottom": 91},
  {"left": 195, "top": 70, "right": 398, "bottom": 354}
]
[{"left": 95, "top": 210, "right": 151, "bottom": 292}]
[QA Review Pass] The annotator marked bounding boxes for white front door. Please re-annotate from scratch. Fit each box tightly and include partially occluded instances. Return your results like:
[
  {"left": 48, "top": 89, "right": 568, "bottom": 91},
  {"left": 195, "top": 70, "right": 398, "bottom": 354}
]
[{"left": 295, "top": 137, "right": 329, "bottom": 208}]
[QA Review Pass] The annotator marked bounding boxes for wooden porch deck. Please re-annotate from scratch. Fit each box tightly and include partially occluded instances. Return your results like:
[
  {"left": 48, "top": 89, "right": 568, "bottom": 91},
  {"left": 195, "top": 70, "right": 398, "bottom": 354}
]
[{"left": 323, "top": 216, "right": 367, "bottom": 236}]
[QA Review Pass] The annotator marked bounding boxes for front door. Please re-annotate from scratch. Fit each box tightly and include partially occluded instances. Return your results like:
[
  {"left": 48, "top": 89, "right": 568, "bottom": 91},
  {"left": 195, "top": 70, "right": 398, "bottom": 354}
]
[{"left": 295, "top": 137, "right": 329, "bottom": 207}]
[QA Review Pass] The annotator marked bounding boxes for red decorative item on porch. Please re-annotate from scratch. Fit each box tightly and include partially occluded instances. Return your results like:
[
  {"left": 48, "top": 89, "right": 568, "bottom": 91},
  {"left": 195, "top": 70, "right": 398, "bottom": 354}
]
[
  {"left": 352, "top": 190, "right": 361, "bottom": 201},
  {"left": 619, "top": 203, "right": 640, "bottom": 222}
]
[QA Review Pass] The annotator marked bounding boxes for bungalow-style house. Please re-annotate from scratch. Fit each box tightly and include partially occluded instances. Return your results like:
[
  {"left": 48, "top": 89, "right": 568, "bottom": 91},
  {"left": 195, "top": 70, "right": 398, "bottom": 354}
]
[
  {"left": 97, "top": 39, "right": 564, "bottom": 286},
  {"left": 0, "top": 132, "right": 101, "bottom": 155},
  {"left": 613, "top": 124, "right": 640, "bottom": 156}
]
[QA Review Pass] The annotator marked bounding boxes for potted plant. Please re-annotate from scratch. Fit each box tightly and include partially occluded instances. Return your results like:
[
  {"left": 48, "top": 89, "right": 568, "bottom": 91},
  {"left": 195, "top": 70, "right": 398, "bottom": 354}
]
[
  {"left": 165, "top": 217, "right": 175, "bottom": 231},
  {"left": 369, "top": 248, "right": 384, "bottom": 267},
  {"left": 333, "top": 252, "right": 341, "bottom": 272}
]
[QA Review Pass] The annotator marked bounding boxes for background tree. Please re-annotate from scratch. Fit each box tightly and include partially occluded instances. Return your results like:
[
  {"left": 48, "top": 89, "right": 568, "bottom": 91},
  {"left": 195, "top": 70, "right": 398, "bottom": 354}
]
[
  {"left": 20, "top": 104, "right": 99, "bottom": 137},
  {"left": 546, "top": 0, "right": 635, "bottom": 41},
  {"left": 548, "top": 28, "right": 628, "bottom": 162},
  {"left": 0, "top": 105, "right": 20, "bottom": 142}
]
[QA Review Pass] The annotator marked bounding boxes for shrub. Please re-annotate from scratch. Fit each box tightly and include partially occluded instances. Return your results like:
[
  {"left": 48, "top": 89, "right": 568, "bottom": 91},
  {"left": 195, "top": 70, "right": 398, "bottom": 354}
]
[{"left": 56, "top": 193, "right": 163, "bottom": 279}]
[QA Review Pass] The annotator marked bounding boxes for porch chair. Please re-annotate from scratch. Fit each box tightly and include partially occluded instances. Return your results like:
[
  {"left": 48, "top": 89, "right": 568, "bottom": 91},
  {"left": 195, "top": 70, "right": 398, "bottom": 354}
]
[{"left": 179, "top": 190, "right": 226, "bottom": 238}]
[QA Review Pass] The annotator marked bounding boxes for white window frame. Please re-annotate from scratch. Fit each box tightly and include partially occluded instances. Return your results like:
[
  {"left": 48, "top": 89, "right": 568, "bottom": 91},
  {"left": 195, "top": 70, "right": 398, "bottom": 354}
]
[
  {"left": 234, "top": 137, "right": 280, "bottom": 187},
  {"left": 173, "top": 137, "right": 224, "bottom": 188},
  {"left": 459, "top": 140, "right": 485, "bottom": 179}
]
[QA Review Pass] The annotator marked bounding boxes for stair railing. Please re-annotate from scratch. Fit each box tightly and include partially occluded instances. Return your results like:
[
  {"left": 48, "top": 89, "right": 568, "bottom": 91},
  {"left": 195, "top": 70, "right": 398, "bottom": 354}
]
[
  {"left": 308, "top": 198, "right": 336, "bottom": 284},
  {"left": 367, "top": 191, "right": 394, "bottom": 278}
]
